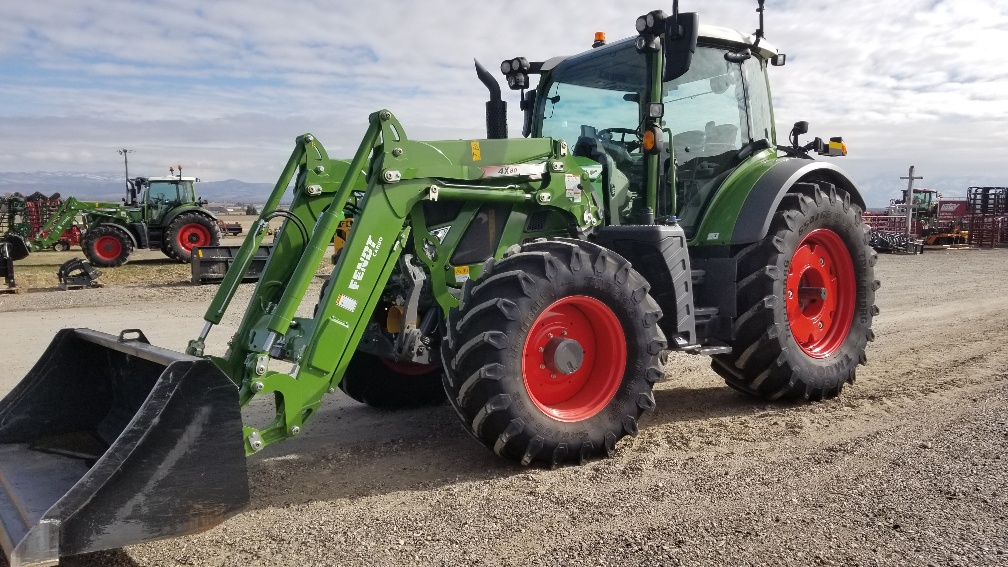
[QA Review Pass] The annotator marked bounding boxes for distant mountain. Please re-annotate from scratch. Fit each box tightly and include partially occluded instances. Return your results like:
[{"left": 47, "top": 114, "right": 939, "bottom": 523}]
[{"left": 0, "top": 171, "right": 275, "bottom": 203}]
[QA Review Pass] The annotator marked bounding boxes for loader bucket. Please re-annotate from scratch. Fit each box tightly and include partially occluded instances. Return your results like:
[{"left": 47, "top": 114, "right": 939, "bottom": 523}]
[
  {"left": 1, "top": 234, "right": 29, "bottom": 262},
  {"left": 0, "top": 328, "right": 249, "bottom": 567}
]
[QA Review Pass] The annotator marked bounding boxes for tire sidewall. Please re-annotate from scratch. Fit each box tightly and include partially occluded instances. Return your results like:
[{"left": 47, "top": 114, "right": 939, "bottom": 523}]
[
  {"left": 777, "top": 193, "right": 874, "bottom": 379},
  {"left": 167, "top": 212, "right": 220, "bottom": 261},
  {"left": 83, "top": 225, "right": 131, "bottom": 267},
  {"left": 476, "top": 244, "right": 661, "bottom": 458}
]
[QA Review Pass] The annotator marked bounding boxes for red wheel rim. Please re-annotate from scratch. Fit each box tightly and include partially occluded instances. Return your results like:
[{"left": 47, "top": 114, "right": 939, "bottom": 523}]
[
  {"left": 380, "top": 358, "right": 438, "bottom": 376},
  {"left": 177, "top": 223, "right": 211, "bottom": 252},
  {"left": 522, "top": 295, "right": 626, "bottom": 422},
  {"left": 93, "top": 235, "right": 122, "bottom": 261},
  {"left": 785, "top": 228, "right": 856, "bottom": 358}
]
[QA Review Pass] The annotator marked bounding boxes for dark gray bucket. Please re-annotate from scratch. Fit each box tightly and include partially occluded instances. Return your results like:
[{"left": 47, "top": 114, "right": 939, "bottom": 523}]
[{"left": 0, "top": 328, "right": 249, "bottom": 567}]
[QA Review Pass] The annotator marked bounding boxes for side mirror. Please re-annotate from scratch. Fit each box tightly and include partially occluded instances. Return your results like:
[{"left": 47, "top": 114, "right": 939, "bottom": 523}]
[
  {"left": 520, "top": 90, "right": 537, "bottom": 138},
  {"left": 663, "top": 12, "right": 699, "bottom": 81},
  {"left": 792, "top": 121, "right": 809, "bottom": 137}
]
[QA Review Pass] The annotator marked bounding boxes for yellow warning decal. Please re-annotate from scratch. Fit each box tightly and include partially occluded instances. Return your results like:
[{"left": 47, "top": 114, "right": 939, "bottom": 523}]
[
  {"left": 454, "top": 265, "right": 470, "bottom": 283},
  {"left": 470, "top": 141, "right": 481, "bottom": 161}
]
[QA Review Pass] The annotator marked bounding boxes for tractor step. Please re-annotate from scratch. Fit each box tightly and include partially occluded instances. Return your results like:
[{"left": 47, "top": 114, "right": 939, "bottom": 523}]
[
  {"left": 0, "top": 328, "right": 249, "bottom": 567},
  {"left": 681, "top": 344, "right": 732, "bottom": 356}
]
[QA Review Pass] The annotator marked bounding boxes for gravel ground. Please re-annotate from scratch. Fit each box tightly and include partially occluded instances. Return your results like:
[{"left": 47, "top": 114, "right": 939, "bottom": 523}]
[{"left": 1, "top": 248, "right": 1007, "bottom": 566}]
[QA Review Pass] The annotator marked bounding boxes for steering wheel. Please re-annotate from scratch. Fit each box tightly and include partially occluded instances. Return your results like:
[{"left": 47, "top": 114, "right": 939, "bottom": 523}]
[{"left": 598, "top": 128, "right": 642, "bottom": 155}]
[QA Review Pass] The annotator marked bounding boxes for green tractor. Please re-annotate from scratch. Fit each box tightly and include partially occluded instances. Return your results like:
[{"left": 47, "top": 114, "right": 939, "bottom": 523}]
[
  {"left": 0, "top": 4, "right": 877, "bottom": 566},
  {"left": 2, "top": 171, "right": 221, "bottom": 267}
]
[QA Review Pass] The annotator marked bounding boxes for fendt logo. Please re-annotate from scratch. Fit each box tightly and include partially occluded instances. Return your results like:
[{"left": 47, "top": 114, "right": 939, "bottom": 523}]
[{"left": 348, "top": 235, "right": 383, "bottom": 290}]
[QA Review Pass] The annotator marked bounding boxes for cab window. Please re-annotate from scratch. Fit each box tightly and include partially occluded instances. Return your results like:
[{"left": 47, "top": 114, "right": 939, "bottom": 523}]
[
  {"left": 666, "top": 48, "right": 748, "bottom": 234},
  {"left": 147, "top": 181, "right": 181, "bottom": 205}
]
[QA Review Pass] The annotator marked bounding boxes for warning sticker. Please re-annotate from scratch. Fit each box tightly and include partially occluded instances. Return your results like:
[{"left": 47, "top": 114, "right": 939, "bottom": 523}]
[
  {"left": 565, "top": 174, "right": 582, "bottom": 203},
  {"left": 470, "top": 141, "right": 481, "bottom": 161},
  {"left": 336, "top": 294, "right": 358, "bottom": 312},
  {"left": 454, "top": 265, "right": 470, "bottom": 283}
]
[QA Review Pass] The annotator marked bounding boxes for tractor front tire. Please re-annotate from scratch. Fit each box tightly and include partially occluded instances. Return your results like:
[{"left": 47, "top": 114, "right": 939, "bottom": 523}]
[
  {"left": 165, "top": 212, "right": 221, "bottom": 263},
  {"left": 338, "top": 353, "right": 445, "bottom": 408},
  {"left": 712, "top": 182, "right": 879, "bottom": 401},
  {"left": 83, "top": 225, "right": 134, "bottom": 267},
  {"left": 442, "top": 239, "right": 666, "bottom": 467}
]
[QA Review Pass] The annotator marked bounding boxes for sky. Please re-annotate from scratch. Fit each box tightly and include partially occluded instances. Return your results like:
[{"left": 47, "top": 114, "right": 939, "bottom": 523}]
[{"left": 2, "top": 0, "right": 1007, "bottom": 206}]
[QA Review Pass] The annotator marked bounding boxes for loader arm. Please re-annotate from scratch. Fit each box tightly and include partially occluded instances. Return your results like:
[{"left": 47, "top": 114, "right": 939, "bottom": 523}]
[
  {"left": 191, "top": 110, "right": 478, "bottom": 454},
  {"left": 15, "top": 197, "right": 124, "bottom": 253},
  {"left": 191, "top": 109, "right": 601, "bottom": 455}
]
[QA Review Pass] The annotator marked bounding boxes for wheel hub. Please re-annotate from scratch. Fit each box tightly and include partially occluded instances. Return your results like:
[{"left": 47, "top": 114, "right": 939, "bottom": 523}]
[
  {"left": 522, "top": 295, "right": 626, "bottom": 422},
  {"left": 543, "top": 337, "right": 584, "bottom": 375},
  {"left": 785, "top": 228, "right": 856, "bottom": 358}
]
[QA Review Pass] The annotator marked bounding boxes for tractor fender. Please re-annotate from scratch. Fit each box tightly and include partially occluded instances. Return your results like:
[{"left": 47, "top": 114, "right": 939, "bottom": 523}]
[
  {"left": 730, "top": 158, "right": 866, "bottom": 246},
  {"left": 161, "top": 206, "right": 217, "bottom": 231},
  {"left": 92, "top": 222, "right": 140, "bottom": 248}
]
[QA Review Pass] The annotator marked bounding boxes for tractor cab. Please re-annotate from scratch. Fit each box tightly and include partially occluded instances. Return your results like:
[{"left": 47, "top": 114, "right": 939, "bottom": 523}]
[
  {"left": 134, "top": 176, "right": 199, "bottom": 224},
  {"left": 520, "top": 25, "right": 780, "bottom": 235},
  {"left": 891, "top": 188, "right": 938, "bottom": 216}
]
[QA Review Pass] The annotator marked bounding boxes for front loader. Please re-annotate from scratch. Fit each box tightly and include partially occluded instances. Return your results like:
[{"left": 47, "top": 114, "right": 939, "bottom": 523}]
[{"left": 0, "top": 3, "right": 878, "bottom": 565}]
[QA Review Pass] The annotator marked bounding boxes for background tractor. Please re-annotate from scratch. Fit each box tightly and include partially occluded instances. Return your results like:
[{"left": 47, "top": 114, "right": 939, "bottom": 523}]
[
  {"left": 1, "top": 170, "right": 221, "bottom": 267},
  {"left": 0, "top": 3, "right": 878, "bottom": 566}
]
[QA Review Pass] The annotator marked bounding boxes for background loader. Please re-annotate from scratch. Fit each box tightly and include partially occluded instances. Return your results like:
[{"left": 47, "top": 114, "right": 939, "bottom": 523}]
[
  {"left": 0, "top": 3, "right": 878, "bottom": 566},
  {"left": 1, "top": 171, "right": 221, "bottom": 267}
]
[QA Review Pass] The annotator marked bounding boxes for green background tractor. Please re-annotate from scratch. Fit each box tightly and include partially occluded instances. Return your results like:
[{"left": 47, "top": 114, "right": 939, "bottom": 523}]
[
  {"left": 2, "top": 173, "right": 221, "bottom": 267},
  {"left": 0, "top": 5, "right": 878, "bottom": 566}
]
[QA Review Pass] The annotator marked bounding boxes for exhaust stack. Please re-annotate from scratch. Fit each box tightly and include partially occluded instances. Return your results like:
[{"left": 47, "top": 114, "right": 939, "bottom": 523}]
[{"left": 475, "top": 59, "right": 507, "bottom": 139}]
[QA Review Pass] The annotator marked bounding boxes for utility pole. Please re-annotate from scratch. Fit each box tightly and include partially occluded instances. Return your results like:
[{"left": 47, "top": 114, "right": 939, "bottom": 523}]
[
  {"left": 900, "top": 165, "right": 922, "bottom": 245},
  {"left": 118, "top": 148, "right": 134, "bottom": 204}
]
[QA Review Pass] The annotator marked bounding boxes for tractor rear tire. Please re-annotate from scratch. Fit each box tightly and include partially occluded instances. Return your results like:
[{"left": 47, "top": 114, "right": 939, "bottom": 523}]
[
  {"left": 442, "top": 239, "right": 666, "bottom": 467},
  {"left": 83, "top": 225, "right": 134, "bottom": 267},
  {"left": 711, "top": 182, "right": 879, "bottom": 401},
  {"left": 165, "top": 212, "right": 221, "bottom": 263},
  {"left": 338, "top": 352, "right": 444, "bottom": 408}
]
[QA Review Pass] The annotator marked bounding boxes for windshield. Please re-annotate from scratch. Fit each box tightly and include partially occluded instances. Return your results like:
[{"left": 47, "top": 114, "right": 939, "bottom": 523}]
[
  {"left": 146, "top": 180, "right": 194, "bottom": 204},
  {"left": 539, "top": 42, "right": 759, "bottom": 235}
]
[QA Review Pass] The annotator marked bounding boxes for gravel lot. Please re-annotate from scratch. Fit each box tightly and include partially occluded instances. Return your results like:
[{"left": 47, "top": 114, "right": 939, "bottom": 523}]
[{"left": 1, "top": 248, "right": 1006, "bottom": 566}]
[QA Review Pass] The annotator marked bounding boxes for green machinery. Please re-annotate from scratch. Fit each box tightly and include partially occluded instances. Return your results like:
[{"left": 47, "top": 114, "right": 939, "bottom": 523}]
[
  {"left": 2, "top": 173, "right": 221, "bottom": 267},
  {"left": 0, "top": 4, "right": 878, "bottom": 565}
]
